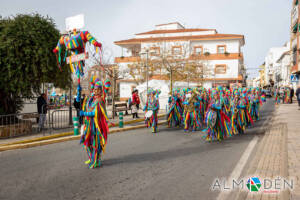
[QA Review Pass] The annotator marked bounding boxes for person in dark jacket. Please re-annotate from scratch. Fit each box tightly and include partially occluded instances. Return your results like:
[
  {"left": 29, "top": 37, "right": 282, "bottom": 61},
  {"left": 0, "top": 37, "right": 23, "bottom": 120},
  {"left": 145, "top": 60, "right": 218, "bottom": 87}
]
[
  {"left": 290, "top": 87, "right": 294, "bottom": 104},
  {"left": 37, "top": 93, "right": 47, "bottom": 132},
  {"left": 296, "top": 86, "right": 300, "bottom": 109},
  {"left": 73, "top": 94, "right": 85, "bottom": 124}
]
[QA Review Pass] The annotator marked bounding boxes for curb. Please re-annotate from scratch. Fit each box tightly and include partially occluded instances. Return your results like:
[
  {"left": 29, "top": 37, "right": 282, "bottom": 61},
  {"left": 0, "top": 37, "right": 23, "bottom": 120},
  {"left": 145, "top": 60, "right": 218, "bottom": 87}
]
[
  {"left": 0, "top": 120, "right": 167, "bottom": 152},
  {"left": 0, "top": 114, "right": 166, "bottom": 147}
]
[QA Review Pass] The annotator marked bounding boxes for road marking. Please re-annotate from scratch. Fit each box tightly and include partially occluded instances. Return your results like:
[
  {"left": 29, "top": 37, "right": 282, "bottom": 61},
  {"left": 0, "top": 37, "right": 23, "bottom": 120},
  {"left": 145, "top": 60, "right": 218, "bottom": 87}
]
[{"left": 216, "top": 136, "right": 259, "bottom": 200}]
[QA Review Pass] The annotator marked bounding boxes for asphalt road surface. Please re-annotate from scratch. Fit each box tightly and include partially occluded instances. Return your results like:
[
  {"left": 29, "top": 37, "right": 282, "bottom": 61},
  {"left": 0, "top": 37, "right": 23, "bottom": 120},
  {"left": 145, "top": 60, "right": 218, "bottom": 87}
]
[{"left": 0, "top": 99, "right": 275, "bottom": 200}]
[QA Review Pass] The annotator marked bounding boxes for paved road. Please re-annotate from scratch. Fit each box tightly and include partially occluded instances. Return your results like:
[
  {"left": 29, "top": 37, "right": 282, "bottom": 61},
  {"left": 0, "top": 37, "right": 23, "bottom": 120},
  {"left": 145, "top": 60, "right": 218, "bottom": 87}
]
[{"left": 0, "top": 99, "right": 275, "bottom": 200}]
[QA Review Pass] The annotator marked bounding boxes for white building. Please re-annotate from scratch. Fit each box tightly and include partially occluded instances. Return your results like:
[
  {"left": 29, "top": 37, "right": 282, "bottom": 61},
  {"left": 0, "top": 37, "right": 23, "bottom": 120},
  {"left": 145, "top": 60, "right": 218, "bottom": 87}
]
[
  {"left": 114, "top": 22, "right": 245, "bottom": 107},
  {"left": 264, "top": 43, "right": 290, "bottom": 86},
  {"left": 276, "top": 51, "right": 291, "bottom": 87}
]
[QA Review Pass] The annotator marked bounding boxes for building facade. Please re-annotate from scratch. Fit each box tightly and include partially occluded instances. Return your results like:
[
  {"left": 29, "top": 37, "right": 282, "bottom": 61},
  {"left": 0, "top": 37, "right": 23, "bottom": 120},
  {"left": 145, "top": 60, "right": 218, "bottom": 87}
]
[
  {"left": 114, "top": 22, "right": 245, "bottom": 100},
  {"left": 291, "top": 0, "right": 300, "bottom": 75},
  {"left": 276, "top": 51, "right": 292, "bottom": 87},
  {"left": 259, "top": 64, "right": 266, "bottom": 87},
  {"left": 264, "top": 44, "right": 290, "bottom": 87}
]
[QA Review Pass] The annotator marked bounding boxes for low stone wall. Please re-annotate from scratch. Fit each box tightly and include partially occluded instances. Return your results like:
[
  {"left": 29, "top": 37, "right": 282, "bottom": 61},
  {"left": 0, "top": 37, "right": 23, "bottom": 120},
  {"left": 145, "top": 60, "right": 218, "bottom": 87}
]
[{"left": 0, "top": 121, "right": 33, "bottom": 138}]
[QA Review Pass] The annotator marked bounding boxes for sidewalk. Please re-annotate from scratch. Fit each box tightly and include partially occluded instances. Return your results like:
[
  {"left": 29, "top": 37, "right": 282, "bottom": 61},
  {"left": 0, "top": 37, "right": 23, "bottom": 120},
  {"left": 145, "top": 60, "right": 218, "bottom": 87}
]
[
  {"left": 0, "top": 110, "right": 166, "bottom": 146},
  {"left": 276, "top": 101, "right": 300, "bottom": 199},
  {"left": 235, "top": 101, "right": 299, "bottom": 200}
]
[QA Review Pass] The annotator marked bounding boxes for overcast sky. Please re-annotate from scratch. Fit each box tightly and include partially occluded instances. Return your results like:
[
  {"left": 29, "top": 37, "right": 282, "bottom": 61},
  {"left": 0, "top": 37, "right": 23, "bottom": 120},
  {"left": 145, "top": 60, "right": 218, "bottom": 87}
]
[{"left": 0, "top": 0, "right": 291, "bottom": 77}]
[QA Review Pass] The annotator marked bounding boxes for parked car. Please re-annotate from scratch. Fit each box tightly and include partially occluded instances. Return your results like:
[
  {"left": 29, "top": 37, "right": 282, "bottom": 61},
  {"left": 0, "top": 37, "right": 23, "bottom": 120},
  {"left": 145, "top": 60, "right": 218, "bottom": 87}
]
[{"left": 265, "top": 89, "right": 272, "bottom": 97}]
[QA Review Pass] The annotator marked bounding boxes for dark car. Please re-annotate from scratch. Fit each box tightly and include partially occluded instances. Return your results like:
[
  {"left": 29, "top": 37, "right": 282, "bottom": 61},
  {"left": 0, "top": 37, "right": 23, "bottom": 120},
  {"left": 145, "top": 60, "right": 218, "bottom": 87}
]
[{"left": 265, "top": 89, "right": 272, "bottom": 97}]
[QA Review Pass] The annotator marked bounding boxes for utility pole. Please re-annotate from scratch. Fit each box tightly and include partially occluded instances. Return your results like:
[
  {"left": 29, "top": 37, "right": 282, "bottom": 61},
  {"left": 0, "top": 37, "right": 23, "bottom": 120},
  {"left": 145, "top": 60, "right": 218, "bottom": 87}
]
[
  {"left": 112, "top": 66, "right": 116, "bottom": 119},
  {"left": 146, "top": 49, "right": 149, "bottom": 96},
  {"left": 69, "top": 80, "right": 72, "bottom": 125}
]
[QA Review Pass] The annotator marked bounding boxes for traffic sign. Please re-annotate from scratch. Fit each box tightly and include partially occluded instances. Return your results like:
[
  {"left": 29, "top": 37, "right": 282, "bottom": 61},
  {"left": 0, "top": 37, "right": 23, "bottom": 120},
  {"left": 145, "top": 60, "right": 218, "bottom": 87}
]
[
  {"left": 66, "top": 52, "right": 89, "bottom": 64},
  {"left": 290, "top": 74, "right": 299, "bottom": 83}
]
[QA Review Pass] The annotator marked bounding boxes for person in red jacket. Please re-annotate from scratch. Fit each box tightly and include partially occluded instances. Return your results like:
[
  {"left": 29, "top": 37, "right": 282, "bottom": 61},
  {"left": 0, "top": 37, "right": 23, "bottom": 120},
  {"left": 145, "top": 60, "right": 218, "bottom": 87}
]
[{"left": 132, "top": 89, "right": 140, "bottom": 118}]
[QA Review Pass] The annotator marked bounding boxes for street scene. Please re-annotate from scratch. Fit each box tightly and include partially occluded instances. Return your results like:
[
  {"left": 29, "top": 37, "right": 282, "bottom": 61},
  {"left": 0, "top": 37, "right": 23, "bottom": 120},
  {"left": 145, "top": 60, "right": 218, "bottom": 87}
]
[{"left": 0, "top": 0, "right": 299, "bottom": 200}]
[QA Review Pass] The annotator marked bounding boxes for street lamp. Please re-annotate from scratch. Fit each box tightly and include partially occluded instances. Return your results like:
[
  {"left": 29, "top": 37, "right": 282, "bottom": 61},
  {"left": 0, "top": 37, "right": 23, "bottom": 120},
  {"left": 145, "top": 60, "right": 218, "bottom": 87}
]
[{"left": 139, "top": 49, "right": 155, "bottom": 97}]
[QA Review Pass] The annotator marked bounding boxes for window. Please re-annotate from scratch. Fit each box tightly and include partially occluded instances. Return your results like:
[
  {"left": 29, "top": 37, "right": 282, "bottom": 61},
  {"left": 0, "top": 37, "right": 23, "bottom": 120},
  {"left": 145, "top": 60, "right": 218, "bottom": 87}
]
[
  {"left": 215, "top": 64, "right": 227, "bottom": 74},
  {"left": 172, "top": 46, "right": 182, "bottom": 55},
  {"left": 217, "top": 45, "right": 226, "bottom": 54},
  {"left": 150, "top": 47, "right": 160, "bottom": 56},
  {"left": 193, "top": 46, "right": 203, "bottom": 55}
]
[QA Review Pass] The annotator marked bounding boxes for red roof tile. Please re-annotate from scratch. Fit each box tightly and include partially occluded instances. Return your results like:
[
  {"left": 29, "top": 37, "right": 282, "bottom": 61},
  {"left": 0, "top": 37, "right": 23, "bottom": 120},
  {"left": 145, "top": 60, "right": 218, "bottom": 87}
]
[
  {"left": 115, "top": 34, "right": 245, "bottom": 45},
  {"left": 135, "top": 28, "right": 217, "bottom": 35}
]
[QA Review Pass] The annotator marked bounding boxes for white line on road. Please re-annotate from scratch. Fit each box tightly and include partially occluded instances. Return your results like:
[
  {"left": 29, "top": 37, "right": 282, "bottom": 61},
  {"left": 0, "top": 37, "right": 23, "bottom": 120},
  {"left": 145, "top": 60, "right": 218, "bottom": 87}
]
[{"left": 216, "top": 136, "right": 259, "bottom": 200}]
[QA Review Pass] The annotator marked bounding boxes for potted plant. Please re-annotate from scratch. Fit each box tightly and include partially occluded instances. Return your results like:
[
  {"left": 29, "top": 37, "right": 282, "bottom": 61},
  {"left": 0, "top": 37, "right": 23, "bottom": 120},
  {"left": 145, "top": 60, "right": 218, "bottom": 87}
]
[{"left": 204, "top": 52, "right": 210, "bottom": 56}]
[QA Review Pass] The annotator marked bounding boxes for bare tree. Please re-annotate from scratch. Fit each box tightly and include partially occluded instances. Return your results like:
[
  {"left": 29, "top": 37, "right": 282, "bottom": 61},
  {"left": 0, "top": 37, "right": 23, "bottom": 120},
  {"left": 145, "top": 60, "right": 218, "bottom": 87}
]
[{"left": 87, "top": 44, "right": 130, "bottom": 118}]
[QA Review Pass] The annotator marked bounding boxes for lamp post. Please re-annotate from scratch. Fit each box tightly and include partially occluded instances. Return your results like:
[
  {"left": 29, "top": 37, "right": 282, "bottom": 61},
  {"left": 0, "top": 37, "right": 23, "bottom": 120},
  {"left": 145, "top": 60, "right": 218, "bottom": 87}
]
[{"left": 140, "top": 49, "right": 155, "bottom": 97}]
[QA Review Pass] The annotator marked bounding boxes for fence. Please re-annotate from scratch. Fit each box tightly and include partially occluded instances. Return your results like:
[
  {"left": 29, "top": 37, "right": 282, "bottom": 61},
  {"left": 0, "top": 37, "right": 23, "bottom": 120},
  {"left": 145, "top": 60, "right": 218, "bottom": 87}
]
[
  {"left": 0, "top": 113, "right": 39, "bottom": 138},
  {"left": 0, "top": 106, "right": 78, "bottom": 139}
]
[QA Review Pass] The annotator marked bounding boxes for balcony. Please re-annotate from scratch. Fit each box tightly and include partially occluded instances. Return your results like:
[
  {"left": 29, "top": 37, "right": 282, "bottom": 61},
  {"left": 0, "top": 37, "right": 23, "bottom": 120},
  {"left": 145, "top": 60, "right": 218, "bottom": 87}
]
[
  {"left": 115, "top": 56, "right": 141, "bottom": 63},
  {"left": 189, "top": 53, "right": 243, "bottom": 60}
]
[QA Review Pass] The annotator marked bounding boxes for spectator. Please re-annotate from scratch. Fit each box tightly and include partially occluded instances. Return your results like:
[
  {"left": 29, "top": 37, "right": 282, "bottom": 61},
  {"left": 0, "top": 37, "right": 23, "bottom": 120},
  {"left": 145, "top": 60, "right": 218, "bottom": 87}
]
[
  {"left": 74, "top": 96, "right": 80, "bottom": 115},
  {"left": 132, "top": 89, "right": 140, "bottom": 118},
  {"left": 296, "top": 85, "right": 300, "bottom": 109},
  {"left": 37, "top": 93, "right": 47, "bottom": 132},
  {"left": 290, "top": 87, "right": 294, "bottom": 104},
  {"left": 74, "top": 94, "right": 85, "bottom": 125}
]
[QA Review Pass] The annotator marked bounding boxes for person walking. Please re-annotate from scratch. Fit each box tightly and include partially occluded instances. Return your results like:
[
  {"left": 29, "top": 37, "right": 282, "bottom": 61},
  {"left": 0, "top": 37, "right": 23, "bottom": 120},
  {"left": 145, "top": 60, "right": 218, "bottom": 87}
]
[
  {"left": 37, "top": 93, "right": 47, "bottom": 132},
  {"left": 290, "top": 87, "right": 294, "bottom": 104},
  {"left": 296, "top": 85, "right": 300, "bottom": 109},
  {"left": 131, "top": 89, "right": 140, "bottom": 118}
]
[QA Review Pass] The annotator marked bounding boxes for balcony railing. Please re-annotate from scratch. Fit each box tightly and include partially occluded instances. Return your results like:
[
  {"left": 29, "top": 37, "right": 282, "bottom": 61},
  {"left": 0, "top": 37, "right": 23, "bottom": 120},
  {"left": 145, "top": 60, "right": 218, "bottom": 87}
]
[
  {"left": 115, "top": 56, "right": 141, "bottom": 63},
  {"left": 115, "top": 53, "right": 243, "bottom": 63}
]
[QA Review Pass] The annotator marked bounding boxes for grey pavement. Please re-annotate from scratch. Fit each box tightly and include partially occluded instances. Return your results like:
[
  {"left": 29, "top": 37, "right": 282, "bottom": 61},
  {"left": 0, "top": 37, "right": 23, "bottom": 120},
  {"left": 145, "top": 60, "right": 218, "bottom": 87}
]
[{"left": 0, "top": 99, "right": 275, "bottom": 200}]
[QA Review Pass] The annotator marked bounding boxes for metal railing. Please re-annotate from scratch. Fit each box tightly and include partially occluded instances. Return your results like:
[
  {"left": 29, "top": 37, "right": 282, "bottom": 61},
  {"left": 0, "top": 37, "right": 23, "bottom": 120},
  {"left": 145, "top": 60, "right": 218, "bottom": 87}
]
[
  {"left": 0, "top": 112, "right": 39, "bottom": 138},
  {"left": 51, "top": 109, "right": 77, "bottom": 130},
  {"left": 0, "top": 105, "right": 79, "bottom": 138}
]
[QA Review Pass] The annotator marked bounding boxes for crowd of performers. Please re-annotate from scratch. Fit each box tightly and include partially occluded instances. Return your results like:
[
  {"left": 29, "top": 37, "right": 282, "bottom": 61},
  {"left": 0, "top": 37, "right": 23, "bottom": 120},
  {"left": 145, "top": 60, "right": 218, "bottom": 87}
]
[
  {"left": 78, "top": 81, "right": 266, "bottom": 168},
  {"left": 165, "top": 87, "right": 266, "bottom": 141},
  {"left": 274, "top": 87, "right": 295, "bottom": 105}
]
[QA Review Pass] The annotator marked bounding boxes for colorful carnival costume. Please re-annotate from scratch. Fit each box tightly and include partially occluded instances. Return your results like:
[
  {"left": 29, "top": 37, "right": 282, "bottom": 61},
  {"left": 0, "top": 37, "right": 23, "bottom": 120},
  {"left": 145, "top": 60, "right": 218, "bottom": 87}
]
[
  {"left": 167, "top": 90, "right": 183, "bottom": 127},
  {"left": 80, "top": 79, "right": 111, "bottom": 168},
  {"left": 284, "top": 88, "right": 290, "bottom": 104},
  {"left": 249, "top": 91, "right": 259, "bottom": 121},
  {"left": 203, "top": 90, "right": 231, "bottom": 141},
  {"left": 53, "top": 30, "right": 102, "bottom": 104},
  {"left": 183, "top": 89, "right": 202, "bottom": 132},
  {"left": 274, "top": 89, "right": 280, "bottom": 105},
  {"left": 231, "top": 93, "right": 248, "bottom": 135},
  {"left": 144, "top": 90, "right": 160, "bottom": 133}
]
